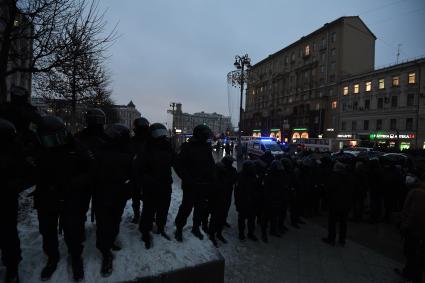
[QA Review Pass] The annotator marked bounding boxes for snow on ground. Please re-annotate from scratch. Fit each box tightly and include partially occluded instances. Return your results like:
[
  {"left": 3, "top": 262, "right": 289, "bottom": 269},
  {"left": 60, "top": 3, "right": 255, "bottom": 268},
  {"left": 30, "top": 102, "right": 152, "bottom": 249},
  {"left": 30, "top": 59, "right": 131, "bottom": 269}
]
[
  {"left": 2, "top": 157, "right": 405, "bottom": 283},
  {"left": 2, "top": 174, "right": 222, "bottom": 283}
]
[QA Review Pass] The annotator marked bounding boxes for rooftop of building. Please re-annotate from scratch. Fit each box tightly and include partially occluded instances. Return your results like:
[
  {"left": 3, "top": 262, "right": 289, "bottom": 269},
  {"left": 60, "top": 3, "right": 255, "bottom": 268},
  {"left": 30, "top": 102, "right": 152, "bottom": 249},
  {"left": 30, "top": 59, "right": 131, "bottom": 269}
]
[
  {"left": 342, "top": 56, "right": 425, "bottom": 82},
  {"left": 251, "top": 16, "right": 375, "bottom": 69}
]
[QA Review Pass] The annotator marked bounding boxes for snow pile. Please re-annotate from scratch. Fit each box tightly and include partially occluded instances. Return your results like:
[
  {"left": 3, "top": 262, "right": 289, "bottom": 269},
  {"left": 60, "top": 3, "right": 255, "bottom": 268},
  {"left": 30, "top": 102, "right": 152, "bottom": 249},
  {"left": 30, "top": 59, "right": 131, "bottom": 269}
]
[{"left": 3, "top": 175, "right": 222, "bottom": 283}]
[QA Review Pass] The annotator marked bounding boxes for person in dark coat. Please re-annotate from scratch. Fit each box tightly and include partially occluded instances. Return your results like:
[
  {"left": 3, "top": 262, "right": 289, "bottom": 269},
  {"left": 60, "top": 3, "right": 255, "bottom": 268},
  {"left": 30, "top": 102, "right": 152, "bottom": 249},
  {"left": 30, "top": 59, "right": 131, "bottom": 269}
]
[
  {"left": 368, "top": 158, "right": 385, "bottom": 223},
  {"left": 397, "top": 182, "right": 425, "bottom": 283},
  {"left": 34, "top": 116, "right": 93, "bottom": 281},
  {"left": 0, "top": 119, "right": 34, "bottom": 283},
  {"left": 224, "top": 142, "right": 231, "bottom": 156},
  {"left": 174, "top": 125, "right": 215, "bottom": 242},
  {"left": 129, "top": 117, "right": 150, "bottom": 224},
  {"left": 322, "top": 161, "right": 354, "bottom": 246},
  {"left": 74, "top": 108, "right": 109, "bottom": 226},
  {"left": 261, "top": 160, "right": 286, "bottom": 242},
  {"left": 93, "top": 124, "right": 133, "bottom": 277},
  {"left": 205, "top": 156, "right": 237, "bottom": 246},
  {"left": 235, "top": 160, "right": 260, "bottom": 241},
  {"left": 138, "top": 123, "right": 177, "bottom": 248}
]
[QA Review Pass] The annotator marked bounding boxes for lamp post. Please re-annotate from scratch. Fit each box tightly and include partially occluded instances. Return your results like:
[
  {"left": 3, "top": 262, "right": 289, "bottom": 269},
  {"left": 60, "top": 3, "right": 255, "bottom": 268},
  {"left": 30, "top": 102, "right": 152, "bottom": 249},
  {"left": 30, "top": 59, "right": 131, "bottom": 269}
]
[{"left": 228, "top": 54, "right": 251, "bottom": 167}]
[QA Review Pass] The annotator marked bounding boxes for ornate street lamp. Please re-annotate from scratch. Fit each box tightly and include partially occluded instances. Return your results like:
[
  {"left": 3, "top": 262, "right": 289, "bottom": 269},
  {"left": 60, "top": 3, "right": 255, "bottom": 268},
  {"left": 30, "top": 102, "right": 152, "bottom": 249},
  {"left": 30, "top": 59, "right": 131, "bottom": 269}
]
[{"left": 227, "top": 54, "right": 251, "bottom": 166}]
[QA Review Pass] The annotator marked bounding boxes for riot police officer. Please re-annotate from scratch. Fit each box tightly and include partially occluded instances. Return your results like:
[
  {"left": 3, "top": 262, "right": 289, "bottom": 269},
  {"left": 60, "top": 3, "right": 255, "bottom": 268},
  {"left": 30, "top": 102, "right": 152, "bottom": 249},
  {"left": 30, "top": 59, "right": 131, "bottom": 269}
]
[
  {"left": 130, "top": 117, "right": 150, "bottom": 224},
  {"left": 138, "top": 123, "right": 177, "bottom": 248},
  {"left": 174, "top": 125, "right": 215, "bottom": 242},
  {"left": 0, "top": 119, "right": 33, "bottom": 283},
  {"left": 34, "top": 115, "right": 92, "bottom": 281},
  {"left": 93, "top": 123, "right": 133, "bottom": 277}
]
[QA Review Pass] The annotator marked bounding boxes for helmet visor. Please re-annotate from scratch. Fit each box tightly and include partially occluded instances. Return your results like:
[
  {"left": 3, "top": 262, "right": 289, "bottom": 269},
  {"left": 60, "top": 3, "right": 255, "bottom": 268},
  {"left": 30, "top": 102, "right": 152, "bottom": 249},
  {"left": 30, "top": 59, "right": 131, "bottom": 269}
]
[
  {"left": 40, "top": 129, "right": 69, "bottom": 148},
  {"left": 151, "top": 128, "right": 168, "bottom": 139}
]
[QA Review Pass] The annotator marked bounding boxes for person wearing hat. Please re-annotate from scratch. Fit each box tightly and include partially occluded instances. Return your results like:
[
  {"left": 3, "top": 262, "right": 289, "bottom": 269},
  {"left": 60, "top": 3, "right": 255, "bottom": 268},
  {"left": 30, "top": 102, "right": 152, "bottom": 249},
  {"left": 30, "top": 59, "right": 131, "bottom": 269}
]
[
  {"left": 92, "top": 123, "right": 133, "bottom": 277},
  {"left": 33, "top": 115, "right": 93, "bottom": 281},
  {"left": 174, "top": 124, "right": 215, "bottom": 242},
  {"left": 138, "top": 123, "right": 177, "bottom": 248},
  {"left": 130, "top": 117, "right": 150, "bottom": 224},
  {"left": 0, "top": 118, "right": 34, "bottom": 283},
  {"left": 397, "top": 182, "right": 425, "bottom": 283},
  {"left": 322, "top": 161, "right": 354, "bottom": 246},
  {"left": 204, "top": 155, "right": 237, "bottom": 246}
]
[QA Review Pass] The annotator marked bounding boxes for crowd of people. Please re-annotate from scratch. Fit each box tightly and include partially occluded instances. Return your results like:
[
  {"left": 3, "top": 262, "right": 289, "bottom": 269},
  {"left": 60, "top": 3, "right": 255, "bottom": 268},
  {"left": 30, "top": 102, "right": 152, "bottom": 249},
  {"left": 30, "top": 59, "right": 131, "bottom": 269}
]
[{"left": 1, "top": 87, "right": 424, "bottom": 283}]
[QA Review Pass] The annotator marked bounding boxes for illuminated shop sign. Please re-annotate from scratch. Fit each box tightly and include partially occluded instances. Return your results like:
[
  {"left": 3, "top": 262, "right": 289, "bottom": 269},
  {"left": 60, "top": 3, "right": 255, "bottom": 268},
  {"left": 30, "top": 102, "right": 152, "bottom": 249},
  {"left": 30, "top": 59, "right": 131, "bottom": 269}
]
[
  {"left": 326, "top": 128, "right": 335, "bottom": 132},
  {"left": 337, "top": 134, "right": 353, "bottom": 138},
  {"left": 369, "top": 133, "right": 415, "bottom": 140},
  {"left": 293, "top": 128, "right": 308, "bottom": 131}
]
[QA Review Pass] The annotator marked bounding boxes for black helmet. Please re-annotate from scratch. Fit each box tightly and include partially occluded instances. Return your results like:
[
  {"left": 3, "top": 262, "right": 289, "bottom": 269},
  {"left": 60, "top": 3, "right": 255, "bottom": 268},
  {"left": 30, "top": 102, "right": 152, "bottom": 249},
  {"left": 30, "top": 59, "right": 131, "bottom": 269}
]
[
  {"left": 242, "top": 160, "right": 256, "bottom": 175},
  {"left": 105, "top": 123, "right": 130, "bottom": 144},
  {"left": 193, "top": 124, "right": 212, "bottom": 142},
  {"left": 133, "top": 117, "right": 150, "bottom": 137},
  {"left": 269, "top": 160, "right": 284, "bottom": 173},
  {"left": 221, "top": 155, "right": 235, "bottom": 167},
  {"left": 150, "top": 123, "right": 168, "bottom": 139},
  {"left": 37, "top": 115, "right": 69, "bottom": 148},
  {"left": 0, "top": 118, "right": 17, "bottom": 142},
  {"left": 85, "top": 108, "right": 106, "bottom": 127}
]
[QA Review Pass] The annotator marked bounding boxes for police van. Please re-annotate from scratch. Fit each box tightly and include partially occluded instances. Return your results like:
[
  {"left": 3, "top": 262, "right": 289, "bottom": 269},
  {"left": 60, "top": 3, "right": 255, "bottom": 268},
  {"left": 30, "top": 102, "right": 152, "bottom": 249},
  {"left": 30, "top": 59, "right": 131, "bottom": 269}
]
[{"left": 247, "top": 138, "right": 284, "bottom": 159}]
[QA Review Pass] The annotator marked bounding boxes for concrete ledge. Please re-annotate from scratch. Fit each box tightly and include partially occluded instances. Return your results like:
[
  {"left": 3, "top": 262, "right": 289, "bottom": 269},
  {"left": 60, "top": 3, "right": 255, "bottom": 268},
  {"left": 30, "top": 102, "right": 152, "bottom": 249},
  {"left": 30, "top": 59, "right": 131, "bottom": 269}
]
[{"left": 124, "top": 255, "right": 225, "bottom": 283}]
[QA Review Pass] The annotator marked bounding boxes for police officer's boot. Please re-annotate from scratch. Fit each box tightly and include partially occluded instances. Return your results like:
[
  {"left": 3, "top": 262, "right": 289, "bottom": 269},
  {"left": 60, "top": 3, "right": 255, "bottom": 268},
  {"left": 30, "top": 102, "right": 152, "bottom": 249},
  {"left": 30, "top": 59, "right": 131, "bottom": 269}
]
[
  {"left": 101, "top": 252, "right": 113, "bottom": 277},
  {"left": 40, "top": 257, "right": 59, "bottom": 281},
  {"left": 71, "top": 256, "right": 84, "bottom": 282},
  {"left": 175, "top": 227, "right": 183, "bottom": 242},
  {"left": 191, "top": 226, "right": 204, "bottom": 240},
  {"left": 142, "top": 232, "right": 152, "bottom": 249},
  {"left": 157, "top": 227, "right": 171, "bottom": 241}
]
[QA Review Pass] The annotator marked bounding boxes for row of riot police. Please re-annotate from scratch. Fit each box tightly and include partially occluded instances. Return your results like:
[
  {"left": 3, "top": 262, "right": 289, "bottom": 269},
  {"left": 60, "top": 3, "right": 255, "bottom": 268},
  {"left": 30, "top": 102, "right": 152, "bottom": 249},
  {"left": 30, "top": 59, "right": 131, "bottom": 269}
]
[{"left": 0, "top": 87, "right": 180, "bottom": 282}]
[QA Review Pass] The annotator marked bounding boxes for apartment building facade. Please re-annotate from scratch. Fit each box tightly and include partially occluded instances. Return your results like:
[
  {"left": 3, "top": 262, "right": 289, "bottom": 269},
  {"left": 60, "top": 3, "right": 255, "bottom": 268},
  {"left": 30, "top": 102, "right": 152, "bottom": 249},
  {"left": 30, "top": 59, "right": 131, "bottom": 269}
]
[
  {"left": 243, "top": 16, "right": 376, "bottom": 142},
  {"left": 337, "top": 58, "right": 425, "bottom": 150},
  {"left": 171, "top": 103, "right": 233, "bottom": 136}
]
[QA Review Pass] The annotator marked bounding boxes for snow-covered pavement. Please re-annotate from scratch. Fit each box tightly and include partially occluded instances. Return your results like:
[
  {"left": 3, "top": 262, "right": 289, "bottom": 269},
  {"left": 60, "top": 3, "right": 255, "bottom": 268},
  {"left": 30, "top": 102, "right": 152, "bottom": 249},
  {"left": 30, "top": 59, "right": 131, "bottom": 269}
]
[{"left": 2, "top": 170, "right": 403, "bottom": 283}]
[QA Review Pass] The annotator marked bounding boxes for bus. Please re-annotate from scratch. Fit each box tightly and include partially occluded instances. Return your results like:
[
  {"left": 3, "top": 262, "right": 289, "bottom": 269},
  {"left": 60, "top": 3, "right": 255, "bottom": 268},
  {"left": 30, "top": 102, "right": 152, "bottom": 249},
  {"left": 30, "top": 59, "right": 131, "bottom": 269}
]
[{"left": 293, "top": 138, "right": 359, "bottom": 152}]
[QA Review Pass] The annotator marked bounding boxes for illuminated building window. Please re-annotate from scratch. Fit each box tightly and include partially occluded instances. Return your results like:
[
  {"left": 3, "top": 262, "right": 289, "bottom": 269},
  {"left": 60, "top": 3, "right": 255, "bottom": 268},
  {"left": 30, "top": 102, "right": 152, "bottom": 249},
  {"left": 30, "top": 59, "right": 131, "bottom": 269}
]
[
  {"left": 392, "top": 76, "right": 400, "bottom": 86},
  {"left": 408, "top": 72, "right": 416, "bottom": 84},
  {"left": 378, "top": 78, "right": 385, "bottom": 89},
  {"left": 343, "top": 86, "right": 348, "bottom": 96},
  {"left": 331, "top": 101, "right": 337, "bottom": 109},
  {"left": 354, "top": 84, "right": 359, "bottom": 94},
  {"left": 305, "top": 45, "right": 310, "bottom": 56},
  {"left": 365, "top": 81, "right": 372, "bottom": 92}
]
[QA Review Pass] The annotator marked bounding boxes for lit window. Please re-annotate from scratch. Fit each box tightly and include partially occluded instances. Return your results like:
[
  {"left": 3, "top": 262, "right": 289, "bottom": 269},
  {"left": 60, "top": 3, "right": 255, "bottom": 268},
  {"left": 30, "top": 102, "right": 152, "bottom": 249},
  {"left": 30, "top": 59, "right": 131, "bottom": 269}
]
[
  {"left": 354, "top": 84, "right": 359, "bottom": 94},
  {"left": 305, "top": 45, "right": 310, "bottom": 56},
  {"left": 378, "top": 78, "right": 385, "bottom": 89},
  {"left": 331, "top": 101, "right": 337, "bottom": 109},
  {"left": 408, "top": 72, "right": 416, "bottom": 84},
  {"left": 392, "top": 76, "right": 400, "bottom": 86},
  {"left": 365, "top": 81, "right": 372, "bottom": 92},
  {"left": 343, "top": 86, "right": 349, "bottom": 96}
]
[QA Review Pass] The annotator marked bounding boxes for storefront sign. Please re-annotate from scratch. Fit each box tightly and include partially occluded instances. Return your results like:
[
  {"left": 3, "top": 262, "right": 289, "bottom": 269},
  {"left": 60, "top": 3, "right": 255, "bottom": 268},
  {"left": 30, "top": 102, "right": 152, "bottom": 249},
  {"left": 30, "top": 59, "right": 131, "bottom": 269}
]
[
  {"left": 337, "top": 134, "right": 353, "bottom": 138},
  {"left": 370, "top": 133, "right": 415, "bottom": 140},
  {"left": 293, "top": 128, "right": 308, "bottom": 131},
  {"left": 326, "top": 128, "right": 335, "bottom": 132}
]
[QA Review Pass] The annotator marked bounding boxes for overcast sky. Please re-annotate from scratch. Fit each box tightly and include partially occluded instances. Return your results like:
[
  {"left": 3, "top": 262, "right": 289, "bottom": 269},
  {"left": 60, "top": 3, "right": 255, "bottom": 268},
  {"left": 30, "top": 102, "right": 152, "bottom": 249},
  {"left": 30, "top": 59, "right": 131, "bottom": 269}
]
[{"left": 98, "top": 0, "right": 425, "bottom": 126}]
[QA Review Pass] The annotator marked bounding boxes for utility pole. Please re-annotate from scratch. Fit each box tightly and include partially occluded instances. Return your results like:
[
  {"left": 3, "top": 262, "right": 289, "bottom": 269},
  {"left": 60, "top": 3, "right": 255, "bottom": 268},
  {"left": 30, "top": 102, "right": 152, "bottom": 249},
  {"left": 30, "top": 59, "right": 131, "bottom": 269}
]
[{"left": 170, "top": 102, "right": 176, "bottom": 148}]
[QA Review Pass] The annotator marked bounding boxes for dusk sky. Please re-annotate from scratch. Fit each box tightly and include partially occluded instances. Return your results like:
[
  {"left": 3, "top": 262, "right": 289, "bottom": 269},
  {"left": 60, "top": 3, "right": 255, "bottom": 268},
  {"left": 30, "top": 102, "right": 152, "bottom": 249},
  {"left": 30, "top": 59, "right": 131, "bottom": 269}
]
[{"left": 99, "top": 0, "right": 425, "bottom": 127}]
